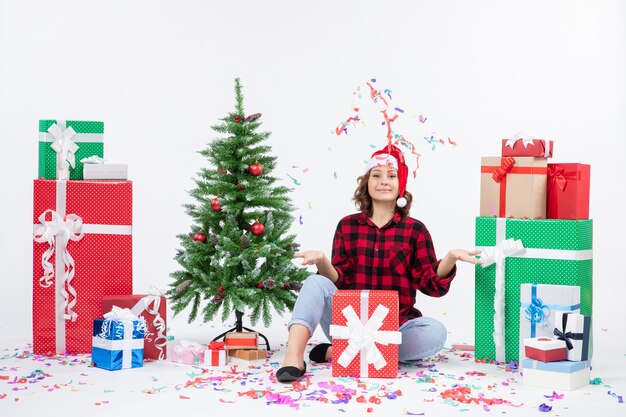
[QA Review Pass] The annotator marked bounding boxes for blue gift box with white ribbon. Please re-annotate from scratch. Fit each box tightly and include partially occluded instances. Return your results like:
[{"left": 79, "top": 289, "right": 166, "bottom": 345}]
[{"left": 92, "top": 307, "right": 145, "bottom": 371}]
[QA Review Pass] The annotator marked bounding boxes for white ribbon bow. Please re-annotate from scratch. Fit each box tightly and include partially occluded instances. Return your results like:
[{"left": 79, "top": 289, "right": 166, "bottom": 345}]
[
  {"left": 480, "top": 238, "right": 525, "bottom": 362},
  {"left": 131, "top": 287, "right": 168, "bottom": 359},
  {"left": 48, "top": 121, "right": 79, "bottom": 180},
  {"left": 330, "top": 304, "right": 402, "bottom": 372},
  {"left": 80, "top": 155, "right": 105, "bottom": 164},
  {"left": 33, "top": 209, "right": 84, "bottom": 321}
]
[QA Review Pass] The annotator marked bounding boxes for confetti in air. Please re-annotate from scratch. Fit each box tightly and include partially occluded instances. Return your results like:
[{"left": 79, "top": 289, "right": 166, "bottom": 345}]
[{"left": 334, "top": 78, "right": 458, "bottom": 176}]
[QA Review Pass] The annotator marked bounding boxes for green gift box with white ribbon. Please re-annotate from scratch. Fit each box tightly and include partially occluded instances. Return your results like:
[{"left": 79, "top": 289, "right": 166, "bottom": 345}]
[
  {"left": 474, "top": 217, "right": 592, "bottom": 363},
  {"left": 38, "top": 120, "right": 104, "bottom": 180}
]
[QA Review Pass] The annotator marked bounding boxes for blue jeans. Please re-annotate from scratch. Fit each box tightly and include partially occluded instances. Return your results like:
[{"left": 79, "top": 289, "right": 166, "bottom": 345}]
[{"left": 289, "top": 274, "right": 447, "bottom": 361}]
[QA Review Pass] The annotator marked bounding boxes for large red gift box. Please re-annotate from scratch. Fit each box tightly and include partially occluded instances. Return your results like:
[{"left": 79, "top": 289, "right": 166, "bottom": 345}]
[
  {"left": 547, "top": 163, "right": 591, "bottom": 220},
  {"left": 33, "top": 179, "right": 132, "bottom": 354},
  {"left": 330, "top": 290, "right": 402, "bottom": 378},
  {"left": 102, "top": 294, "right": 167, "bottom": 360},
  {"left": 501, "top": 138, "right": 553, "bottom": 158},
  {"left": 480, "top": 156, "right": 547, "bottom": 218}
]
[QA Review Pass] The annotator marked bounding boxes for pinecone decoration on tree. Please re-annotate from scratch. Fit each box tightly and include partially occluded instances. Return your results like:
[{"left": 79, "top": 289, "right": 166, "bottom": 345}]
[
  {"left": 245, "top": 113, "right": 261, "bottom": 122},
  {"left": 210, "top": 233, "right": 218, "bottom": 246},
  {"left": 175, "top": 279, "right": 193, "bottom": 294},
  {"left": 262, "top": 278, "right": 276, "bottom": 289},
  {"left": 211, "top": 289, "right": 225, "bottom": 304},
  {"left": 241, "top": 233, "right": 250, "bottom": 249},
  {"left": 288, "top": 282, "right": 303, "bottom": 291}
]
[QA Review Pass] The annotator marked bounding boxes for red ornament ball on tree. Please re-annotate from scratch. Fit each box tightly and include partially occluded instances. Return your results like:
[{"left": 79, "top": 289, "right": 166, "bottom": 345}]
[
  {"left": 257, "top": 282, "right": 264, "bottom": 288},
  {"left": 211, "top": 198, "right": 222, "bottom": 211},
  {"left": 248, "top": 162, "right": 263, "bottom": 176},
  {"left": 251, "top": 221, "right": 265, "bottom": 236},
  {"left": 193, "top": 232, "right": 207, "bottom": 243},
  {"left": 218, "top": 286, "right": 224, "bottom": 292}
]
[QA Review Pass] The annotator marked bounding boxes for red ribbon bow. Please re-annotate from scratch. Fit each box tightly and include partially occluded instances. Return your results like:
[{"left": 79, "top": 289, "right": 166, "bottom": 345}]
[
  {"left": 208, "top": 341, "right": 225, "bottom": 350},
  {"left": 548, "top": 166, "right": 568, "bottom": 191},
  {"left": 491, "top": 157, "right": 515, "bottom": 183}
]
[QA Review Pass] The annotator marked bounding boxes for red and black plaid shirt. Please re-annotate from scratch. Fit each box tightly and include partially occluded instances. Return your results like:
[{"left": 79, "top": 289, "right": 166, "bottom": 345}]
[{"left": 332, "top": 212, "right": 456, "bottom": 326}]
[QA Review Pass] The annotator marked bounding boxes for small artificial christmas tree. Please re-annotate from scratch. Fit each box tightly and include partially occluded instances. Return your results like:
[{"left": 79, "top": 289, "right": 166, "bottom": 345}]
[{"left": 168, "top": 78, "right": 308, "bottom": 335}]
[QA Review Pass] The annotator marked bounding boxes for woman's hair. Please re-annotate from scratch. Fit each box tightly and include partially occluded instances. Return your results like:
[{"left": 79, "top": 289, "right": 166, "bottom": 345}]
[{"left": 352, "top": 169, "right": 413, "bottom": 219}]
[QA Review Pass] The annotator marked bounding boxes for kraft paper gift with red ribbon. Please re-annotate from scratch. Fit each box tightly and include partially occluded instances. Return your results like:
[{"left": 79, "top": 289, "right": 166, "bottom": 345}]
[
  {"left": 204, "top": 341, "right": 228, "bottom": 366},
  {"left": 33, "top": 179, "right": 133, "bottom": 354},
  {"left": 523, "top": 337, "right": 568, "bottom": 362},
  {"left": 547, "top": 163, "right": 591, "bottom": 220},
  {"left": 480, "top": 156, "right": 548, "bottom": 218},
  {"left": 224, "top": 332, "right": 258, "bottom": 349},
  {"left": 329, "top": 290, "right": 402, "bottom": 378},
  {"left": 102, "top": 293, "right": 167, "bottom": 360},
  {"left": 501, "top": 138, "right": 553, "bottom": 158}
]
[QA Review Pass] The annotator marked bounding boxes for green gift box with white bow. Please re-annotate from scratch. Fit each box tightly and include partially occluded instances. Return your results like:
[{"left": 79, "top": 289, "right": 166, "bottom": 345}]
[
  {"left": 38, "top": 119, "right": 104, "bottom": 180},
  {"left": 474, "top": 217, "right": 592, "bottom": 363}
]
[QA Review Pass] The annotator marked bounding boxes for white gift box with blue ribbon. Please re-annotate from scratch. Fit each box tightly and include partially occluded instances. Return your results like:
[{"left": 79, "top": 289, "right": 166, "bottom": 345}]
[
  {"left": 519, "top": 283, "right": 580, "bottom": 367},
  {"left": 92, "top": 307, "right": 145, "bottom": 371}
]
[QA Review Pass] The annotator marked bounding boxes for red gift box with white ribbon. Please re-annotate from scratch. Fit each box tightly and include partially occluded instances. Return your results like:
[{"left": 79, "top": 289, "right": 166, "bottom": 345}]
[
  {"left": 32, "top": 179, "right": 132, "bottom": 354},
  {"left": 330, "top": 290, "right": 402, "bottom": 378},
  {"left": 102, "top": 294, "right": 167, "bottom": 360},
  {"left": 501, "top": 137, "right": 554, "bottom": 158}
]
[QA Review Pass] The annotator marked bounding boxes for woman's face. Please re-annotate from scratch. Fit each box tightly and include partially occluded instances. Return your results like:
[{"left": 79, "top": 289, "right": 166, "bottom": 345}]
[{"left": 367, "top": 166, "right": 399, "bottom": 203}]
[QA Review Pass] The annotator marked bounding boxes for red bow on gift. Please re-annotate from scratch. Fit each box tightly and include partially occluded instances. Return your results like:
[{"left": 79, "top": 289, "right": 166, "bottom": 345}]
[
  {"left": 208, "top": 341, "right": 225, "bottom": 350},
  {"left": 492, "top": 157, "right": 515, "bottom": 183},
  {"left": 548, "top": 166, "right": 568, "bottom": 191}
]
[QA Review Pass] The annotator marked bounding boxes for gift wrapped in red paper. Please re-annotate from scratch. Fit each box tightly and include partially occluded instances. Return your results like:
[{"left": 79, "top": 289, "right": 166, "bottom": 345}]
[
  {"left": 501, "top": 137, "right": 553, "bottom": 158},
  {"left": 102, "top": 294, "right": 167, "bottom": 360},
  {"left": 547, "top": 163, "right": 591, "bottom": 220},
  {"left": 329, "top": 290, "right": 402, "bottom": 378},
  {"left": 33, "top": 179, "right": 132, "bottom": 354}
]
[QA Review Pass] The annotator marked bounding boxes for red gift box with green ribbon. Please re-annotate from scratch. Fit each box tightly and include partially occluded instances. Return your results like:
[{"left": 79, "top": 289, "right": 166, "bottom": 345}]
[
  {"left": 547, "top": 163, "right": 591, "bottom": 220},
  {"left": 480, "top": 156, "right": 548, "bottom": 219},
  {"left": 32, "top": 179, "right": 133, "bottom": 354}
]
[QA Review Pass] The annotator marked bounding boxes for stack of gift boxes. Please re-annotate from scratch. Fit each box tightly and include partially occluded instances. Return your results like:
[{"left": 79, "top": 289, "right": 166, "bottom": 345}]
[
  {"left": 32, "top": 119, "right": 168, "bottom": 370},
  {"left": 474, "top": 136, "right": 592, "bottom": 390},
  {"left": 168, "top": 332, "right": 267, "bottom": 367}
]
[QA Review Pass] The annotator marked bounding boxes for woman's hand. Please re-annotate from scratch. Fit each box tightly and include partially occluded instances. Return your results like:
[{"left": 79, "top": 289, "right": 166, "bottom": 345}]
[
  {"left": 294, "top": 250, "right": 326, "bottom": 266},
  {"left": 448, "top": 249, "right": 483, "bottom": 265}
]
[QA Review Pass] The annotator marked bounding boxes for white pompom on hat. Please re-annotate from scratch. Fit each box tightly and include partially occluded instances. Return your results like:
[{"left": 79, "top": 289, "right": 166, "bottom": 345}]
[{"left": 365, "top": 144, "right": 409, "bottom": 207}]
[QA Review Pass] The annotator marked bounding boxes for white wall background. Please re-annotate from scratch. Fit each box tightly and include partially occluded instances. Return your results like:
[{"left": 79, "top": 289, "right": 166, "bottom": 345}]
[{"left": 0, "top": 0, "right": 624, "bottom": 346}]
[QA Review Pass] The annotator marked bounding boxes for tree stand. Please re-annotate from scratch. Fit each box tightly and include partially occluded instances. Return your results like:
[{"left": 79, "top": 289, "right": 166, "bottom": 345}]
[{"left": 212, "top": 310, "right": 270, "bottom": 350}]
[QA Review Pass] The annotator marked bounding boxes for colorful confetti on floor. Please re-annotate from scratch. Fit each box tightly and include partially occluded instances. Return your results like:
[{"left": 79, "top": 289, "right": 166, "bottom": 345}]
[{"left": 1, "top": 337, "right": 624, "bottom": 417}]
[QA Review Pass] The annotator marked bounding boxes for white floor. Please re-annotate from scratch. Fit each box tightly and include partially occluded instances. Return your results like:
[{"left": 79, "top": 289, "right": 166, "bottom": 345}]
[{"left": 1, "top": 321, "right": 624, "bottom": 417}]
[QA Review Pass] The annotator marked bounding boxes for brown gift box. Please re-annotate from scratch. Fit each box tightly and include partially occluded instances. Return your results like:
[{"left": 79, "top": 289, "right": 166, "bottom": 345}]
[
  {"left": 480, "top": 156, "right": 547, "bottom": 219},
  {"left": 228, "top": 349, "right": 267, "bottom": 360}
]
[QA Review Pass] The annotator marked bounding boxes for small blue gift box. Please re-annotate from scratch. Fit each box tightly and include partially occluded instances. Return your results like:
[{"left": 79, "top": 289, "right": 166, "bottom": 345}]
[{"left": 92, "top": 317, "right": 145, "bottom": 370}]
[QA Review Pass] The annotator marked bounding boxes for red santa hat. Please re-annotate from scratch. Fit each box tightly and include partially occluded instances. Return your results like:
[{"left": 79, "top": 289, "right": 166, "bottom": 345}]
[{"left": 364, "top": 144, "right": 409, "bottom": 207}]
